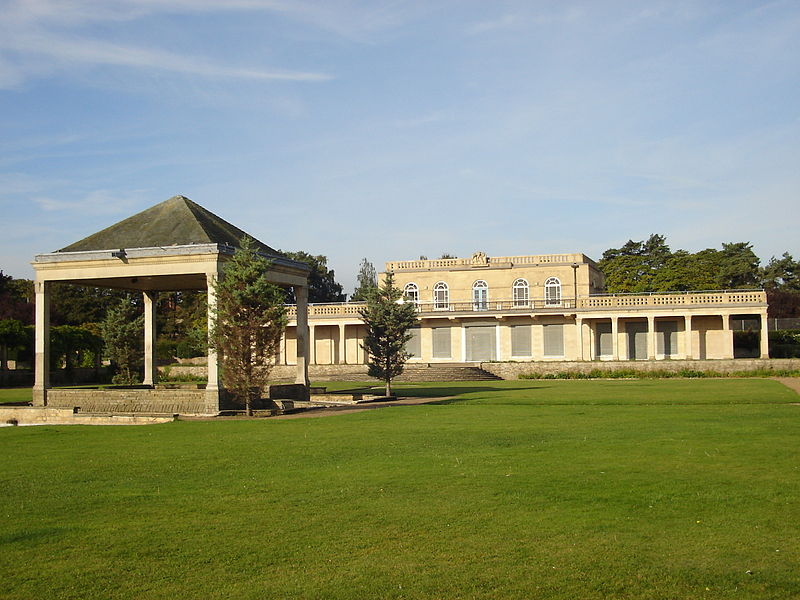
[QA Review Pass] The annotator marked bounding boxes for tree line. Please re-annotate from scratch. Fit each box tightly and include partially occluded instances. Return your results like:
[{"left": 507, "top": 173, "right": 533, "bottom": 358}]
[
  {"left": 2, "top": 238, "right": 798, "bottom": 378},
  {"left": 598, "top": 234, "right": 799, "bottom": 317}
]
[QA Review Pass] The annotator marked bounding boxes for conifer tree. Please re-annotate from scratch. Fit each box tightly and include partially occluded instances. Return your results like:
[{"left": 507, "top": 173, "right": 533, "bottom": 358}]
[
  {"left": 359, "top": 272, "right": 418, "bottom": 397},
  {"left": 209, "top": 237, "right": 287, "bottom": 415},
  {"left": 102, "top": 300, "right": 144, "bottom": 384},
  {"left": 351, "top": 258, "right": 377, "bottom": 301}
]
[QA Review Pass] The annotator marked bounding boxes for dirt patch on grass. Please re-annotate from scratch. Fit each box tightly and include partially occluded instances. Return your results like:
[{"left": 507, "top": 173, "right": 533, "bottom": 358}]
[
  {"left": 271, "top": 395, "right": 453, "bottom": 419},
  {"left": 774, "top": 377, "right": 800, "bottom": 396}
]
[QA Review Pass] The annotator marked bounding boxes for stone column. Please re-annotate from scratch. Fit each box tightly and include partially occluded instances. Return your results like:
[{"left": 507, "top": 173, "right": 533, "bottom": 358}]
[
  {"left": 309, "top": 324, "right": 317, "bottom": 365},
  {"left": 143, "top": 291, "right": 157, "bottom": 387},
  {"left": 611, "top": 316, "right": 619, "bottom": 361},
  {"left": 32, "top": 280, "right": 50, "bottom": 406},
  {"left": 759, "top": 311, "right": 770, "bottom": 358},
  {"left": 205, "top": 272, "right": 221, "bottom": 413},
  {"left": 338, "top": 323, "right": 347, "bottom": 364},
  {"left": 647, "top": 314, "right": 656, "bottom": 360},
  {"left": 684, "top": 314, "right": 694, "bottom": 359},
  {"left": 294, "top": 285, "right": 310, "bottom": 386},
  {"left": 721, "top": 314, "right": 734, "bottom": 359},
  {"left": 575, "top": 317, "right": 584, "bottom": 360}
]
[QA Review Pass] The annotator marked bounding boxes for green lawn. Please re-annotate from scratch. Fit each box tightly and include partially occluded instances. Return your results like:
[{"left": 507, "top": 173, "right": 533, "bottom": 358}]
[
  {"left": 0, "top": 387, "right": 32, "bottom": 405},
  {"left": 1, "top": 380, "right": 798, "bottom": 599}
]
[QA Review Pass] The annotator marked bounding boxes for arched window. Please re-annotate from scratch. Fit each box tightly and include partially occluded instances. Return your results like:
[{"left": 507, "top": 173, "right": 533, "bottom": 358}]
[
  {"left": 544, "top": 277, "right": 561, "bottom": 306},
  {"left": 433, "top": 282, "right": 449, "bottom": 310},
  {"left": 404, "top": 282, "right": 419, "bottom": 305},
  {"left": 512, "top": 278, "right": 529, "bottom": 307},
  {"left": 472, "top": 280, "right": 488, "bottom": 311}
]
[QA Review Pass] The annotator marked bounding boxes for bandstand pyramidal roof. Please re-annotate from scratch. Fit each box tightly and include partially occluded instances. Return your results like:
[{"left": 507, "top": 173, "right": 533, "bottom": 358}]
[{"left": 58, "top": 195, "right": 280, "bottom": 256}]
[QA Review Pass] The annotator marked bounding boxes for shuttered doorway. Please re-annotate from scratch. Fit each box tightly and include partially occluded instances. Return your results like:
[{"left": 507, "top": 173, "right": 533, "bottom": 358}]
[
  {"left": 626, "top": 321, "right": 648, "bottom": 360},
  {"left": 465, "top": 325, "right": 496, "bottom": 361}
]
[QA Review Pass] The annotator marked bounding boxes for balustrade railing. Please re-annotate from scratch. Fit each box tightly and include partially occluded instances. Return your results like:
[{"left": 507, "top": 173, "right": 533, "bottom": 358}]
[{"left": 285, "top": 290, "right": 766, "bottom": 320}]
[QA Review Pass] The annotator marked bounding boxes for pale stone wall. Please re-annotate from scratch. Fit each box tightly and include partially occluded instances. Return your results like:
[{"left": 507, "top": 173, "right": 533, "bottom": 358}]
[
  {"left": 0, "top": 406, "right": 174, "bottom": 425},
  {"left": 479, "top": 358, "right": 800, "bottom": 379},
  {"left": 47, "top": 388, "right": 207, "bottom": 414}
]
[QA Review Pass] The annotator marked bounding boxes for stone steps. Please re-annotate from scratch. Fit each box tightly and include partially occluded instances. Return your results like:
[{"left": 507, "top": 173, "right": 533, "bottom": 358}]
[{"left": 395, "top": 365, "right": 502, "bottom": 382}]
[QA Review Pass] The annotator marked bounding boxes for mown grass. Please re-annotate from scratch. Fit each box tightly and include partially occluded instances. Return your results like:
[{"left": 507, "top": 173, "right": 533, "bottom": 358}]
[
  {"left": 0, "top": 387, "right": 31, "bottom": 405},
  {"left": 1, "top": 379, "right": 798, "bottom": 599},
  {"left": 519, "top": 367, "right": 800, "bottom": 380}
]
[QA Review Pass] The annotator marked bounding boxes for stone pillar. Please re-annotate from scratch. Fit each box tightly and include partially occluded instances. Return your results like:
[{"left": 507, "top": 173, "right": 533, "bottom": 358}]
[
  {"left": 759, "top": 311, "right": 770, "bottom": 358},
  {"left": 205, "top": 272, "right": 221, "bottom": 413},
  {"left": 575, "top": 317, "right": 584, "bottom": 360},
  {"left": 720, "top": 314, "right": 735, "bottom": 359},
  {"left": 309, "top": 324, "right": 317, "bottom": 365},
  {"left": 611, "top": 316, "right": 619, "bottom": 361},
  {"left": 143, "top": 291, "right": 157, "bottom": 387},
  {"left": 32, "top": 280, "right": 50, "bottom": 406},
  {"left": 684, "top": 314, "right": 693, "bottom": 359},
  {"left": 647, "top": 314, "right": 656, "bottom": 360},
  {"left": 294, "top": 285, "right": 310, "bottom": 386},
  {"left": 338, "top": 323, "right": 347, "bottom": 365}
]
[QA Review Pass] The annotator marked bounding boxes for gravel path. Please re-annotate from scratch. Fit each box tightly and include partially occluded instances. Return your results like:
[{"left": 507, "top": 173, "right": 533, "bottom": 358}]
[{"left": 271, "top": 395, "right": 452, "bottom": 419}]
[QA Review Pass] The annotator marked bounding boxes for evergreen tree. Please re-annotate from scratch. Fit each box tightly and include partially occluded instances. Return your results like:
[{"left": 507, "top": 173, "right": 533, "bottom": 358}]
[
  {"left": 102, "top": 300, "right": 144, "bottom": 385},
  {"left": 359, "top": 273, "right": 418, "bottom": 397},
  {"left": 209, "top": 237, "right": 287, "bottom": 415},
  {"left": 351, "top": 258, "right": 378, "bottom": 301},
  {"left": 280, "top": 250, "right": 345, "bottom": 303},
  {"left": 761, "top": 252, "right": 799, "bottom": 290}
]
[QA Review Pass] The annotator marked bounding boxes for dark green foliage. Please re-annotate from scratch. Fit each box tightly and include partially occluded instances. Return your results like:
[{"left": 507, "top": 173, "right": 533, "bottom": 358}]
[
  {"left": 769, "top": 330, "right": 800, "bottom": 358},
  {"left": 350, "top": 258, "right": 377, "bottom": 301},
  {"left": 0, "top": 271, "right": 33, "bottom": 323},
  {"left": 599, "top": 235, "right": 767, "bottom": 293},
  {"left": 280, "top": 251, "right": 345, "bottom": 303},
  {"left": 0, "top": 318, "right": 28, "bottom": 369},
  {"left": 50, "top": 283, "right": 132, "bottom": 326},
  {"left": 762, "top": 252, "right": 799, "bottom": 289},
  {"left": 209, "top": 237, "right": 287, "bottom": 414},
  {"left": 50, "top": 325, "right": 103, "bottom": 370},
  {"left": 359, "top": 272, "right": 418, "bottom": 396},
  {"left": 156, "top": 291, "right": 207, "bottom": 361},
  {"left": 102, "top": 300, "right": 144, "bottom": 385}
]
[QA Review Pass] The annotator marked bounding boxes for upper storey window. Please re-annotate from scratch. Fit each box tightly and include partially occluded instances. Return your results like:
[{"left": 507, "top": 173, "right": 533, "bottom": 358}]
[
  {"left": 512, "top": 278, "right": 529, "bottom": 307},
  {"left": 404, "top": 282, "right": 419, "bottom": 305},
  {"left": 544, "top": 277, "right": 561, "bottom": 306},
  {"left": 433, "top": 281, "right": 449, "bottom": 310},
  {"left": 472, "top": 280, "right": 488, "bottom": 311}
]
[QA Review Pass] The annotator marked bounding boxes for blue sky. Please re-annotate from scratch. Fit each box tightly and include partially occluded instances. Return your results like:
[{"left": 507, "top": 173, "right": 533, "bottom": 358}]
[{"left": 1, "top": 0, "right": 798, "bottom": 294}]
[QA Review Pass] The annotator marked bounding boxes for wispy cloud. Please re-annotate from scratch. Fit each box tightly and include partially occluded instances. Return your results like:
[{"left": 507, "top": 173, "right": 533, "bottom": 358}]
[
  {"left": 1, "top": 31, "right": 332, "bottom": 83},
  {"left": 33, "top": 189, "right": 149, "bottom": 215},
  {"left": 0, "top": 0, "right": 336, "bottom": 88},
  {"left": 465, "top": 7, "right": 584, "bottom": 34}
]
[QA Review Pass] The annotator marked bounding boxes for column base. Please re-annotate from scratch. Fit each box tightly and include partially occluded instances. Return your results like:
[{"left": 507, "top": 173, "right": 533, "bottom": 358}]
[
  {"left": 32, "top": 387, "right": 47, "bottom": 406},
  {"left": 204, "top": 386, "right": 222, "bottom": 415}
]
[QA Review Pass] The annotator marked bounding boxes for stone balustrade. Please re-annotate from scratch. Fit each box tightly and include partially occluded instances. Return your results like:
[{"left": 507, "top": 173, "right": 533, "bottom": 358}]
[
  {"left": 285, "top": 290, "right": 766, "bottom": 321},
  {"left": 385, "top": 253, "right": 591, "bottom": 271}
]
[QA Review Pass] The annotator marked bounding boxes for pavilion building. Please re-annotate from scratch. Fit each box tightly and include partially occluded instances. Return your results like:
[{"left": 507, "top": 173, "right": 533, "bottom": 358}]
[
  {"left": 32, "top": 196, "right": 311, "bottom": 414},
  {"left": 278, "top": 252, "right": 769, "bottom": 368}
]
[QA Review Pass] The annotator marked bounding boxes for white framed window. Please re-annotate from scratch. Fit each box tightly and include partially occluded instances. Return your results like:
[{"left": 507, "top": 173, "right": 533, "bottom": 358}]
[
  {"left": 544, "top": 277, "right": 561, "bottom": 306},
  {"left": 433, "top": 281, "right": 449, "bottom": 310},
  {"left": 472, "top": 280, "right": 488, "bottom": 311},
  {"left": 404, "top": 282, "right": 419, "bottom": 305},
  {"left": 512, "top": 278, "right": 529, "bottom": 307}
]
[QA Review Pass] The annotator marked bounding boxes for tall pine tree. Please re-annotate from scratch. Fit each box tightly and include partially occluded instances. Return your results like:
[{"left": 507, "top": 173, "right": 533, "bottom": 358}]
[
  {"left": 209, "top": 237, "right": 287, "bottom": 415},
  {"left": 359, "top": 273, "right": 417, "bottom": 397}
]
